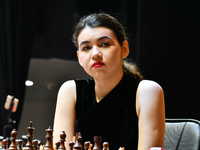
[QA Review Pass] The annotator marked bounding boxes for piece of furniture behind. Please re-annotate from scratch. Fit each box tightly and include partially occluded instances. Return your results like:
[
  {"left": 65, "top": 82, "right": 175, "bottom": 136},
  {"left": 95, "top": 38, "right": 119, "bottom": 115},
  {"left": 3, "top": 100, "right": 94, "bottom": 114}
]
[{"left": 163, "top": 118, "right": 200, "bottom": 150}]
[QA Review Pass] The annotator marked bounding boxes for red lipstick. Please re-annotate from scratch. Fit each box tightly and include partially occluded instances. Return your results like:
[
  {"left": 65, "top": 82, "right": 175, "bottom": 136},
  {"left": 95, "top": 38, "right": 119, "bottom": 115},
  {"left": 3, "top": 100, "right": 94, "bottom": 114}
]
[{"left": 92, "top": 62, "right": 105, "bottom": 68}]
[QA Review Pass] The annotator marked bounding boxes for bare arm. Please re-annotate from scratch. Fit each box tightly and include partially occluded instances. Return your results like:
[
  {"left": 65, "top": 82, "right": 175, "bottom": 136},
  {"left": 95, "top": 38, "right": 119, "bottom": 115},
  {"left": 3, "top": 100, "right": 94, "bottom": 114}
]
[
  {"left": 53, "top": 80, "right": 76, "bottom": 150},
  {"left": 136, "top": 80, "right": 165, "bottom": 150}
]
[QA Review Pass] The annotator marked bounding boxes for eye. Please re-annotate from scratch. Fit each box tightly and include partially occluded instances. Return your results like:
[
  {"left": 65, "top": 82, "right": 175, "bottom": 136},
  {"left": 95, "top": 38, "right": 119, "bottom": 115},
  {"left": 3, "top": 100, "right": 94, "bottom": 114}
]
[
  {"left": 101, "top": 42, "right": 110, "bottom": 47},
  {"left": 82, "top": 46, "right": 91, "bottom": 51}
]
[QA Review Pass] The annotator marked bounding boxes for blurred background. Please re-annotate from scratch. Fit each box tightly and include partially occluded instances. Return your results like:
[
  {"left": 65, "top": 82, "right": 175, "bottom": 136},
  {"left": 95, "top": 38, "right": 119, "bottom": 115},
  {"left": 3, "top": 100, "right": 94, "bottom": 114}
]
[{"left": 0, "top": 0, "right": 199, "bottom": 143}]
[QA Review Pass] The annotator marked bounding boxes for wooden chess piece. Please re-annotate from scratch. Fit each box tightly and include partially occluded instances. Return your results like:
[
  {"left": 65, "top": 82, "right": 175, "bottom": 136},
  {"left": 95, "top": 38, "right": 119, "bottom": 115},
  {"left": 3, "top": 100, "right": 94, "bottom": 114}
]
[
  {"left": 84, "top": 141, "right": 90, "bottom": 150},
  {"left": 55, "top": 141, "right": 61, "bottom": 150},
  {"left": 8, "top": 129, "right": 18, "bottom": 150},
  {"left": 69, "top": 141, "right": 75, "bottom": 150},
  {"left": 73, "top": 132, "right": 82, "bottom": 150},
  {"left": 43, "top": 126, "right": 54, "bottom": 150},
  {"left": 92, "top": 136, "right": 101, "bottom": 150},
  {"left": 32, "top": 140, "right": 38, "bottom": 150},
  {"left": 2, "top": 139, "right": 9, "bottom": 150},
  {"left": 102, "top": 142, "right": 109, "bottom": 150},
  {"left": 24, "top": 121, "right": 35, "bottom": 150},
  {"left": 17, "top": 139, "right": 23, "bottom": 150},
  {"left": 57, "top": 131, "right": 66, "bottom": 150}
]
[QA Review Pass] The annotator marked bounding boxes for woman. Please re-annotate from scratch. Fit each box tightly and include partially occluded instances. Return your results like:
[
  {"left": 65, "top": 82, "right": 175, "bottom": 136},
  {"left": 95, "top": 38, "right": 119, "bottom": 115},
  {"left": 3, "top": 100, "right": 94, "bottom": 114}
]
[{"left": 53, "top": 13, "right": 165, "bottom": 150}]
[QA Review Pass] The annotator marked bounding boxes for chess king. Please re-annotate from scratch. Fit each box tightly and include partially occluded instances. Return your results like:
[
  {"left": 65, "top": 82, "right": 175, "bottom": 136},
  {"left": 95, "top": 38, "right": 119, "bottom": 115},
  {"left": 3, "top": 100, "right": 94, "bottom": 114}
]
[{"left": 53, "top": 13, "right": 165, "bottom": 150}]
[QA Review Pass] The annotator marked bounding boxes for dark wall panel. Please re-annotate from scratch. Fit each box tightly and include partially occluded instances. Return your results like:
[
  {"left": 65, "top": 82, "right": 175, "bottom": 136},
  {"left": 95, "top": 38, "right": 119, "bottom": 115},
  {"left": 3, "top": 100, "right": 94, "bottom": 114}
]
[{"left": 138, "top": 1, "right": 200, "bottom": 119}]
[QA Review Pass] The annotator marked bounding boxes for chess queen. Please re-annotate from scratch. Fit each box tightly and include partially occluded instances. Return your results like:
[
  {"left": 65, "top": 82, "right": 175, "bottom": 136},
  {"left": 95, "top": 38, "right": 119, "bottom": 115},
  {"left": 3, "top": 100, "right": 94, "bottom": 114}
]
[{"left": 53, "top": 13, "right": 165, "bottom": 150}]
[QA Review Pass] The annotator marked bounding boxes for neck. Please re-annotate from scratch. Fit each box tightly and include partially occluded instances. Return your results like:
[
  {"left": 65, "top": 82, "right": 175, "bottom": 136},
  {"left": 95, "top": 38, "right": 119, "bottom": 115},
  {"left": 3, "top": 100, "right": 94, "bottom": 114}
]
[{"left": 94, "top": 71, "right": 124, "bottom": 103}]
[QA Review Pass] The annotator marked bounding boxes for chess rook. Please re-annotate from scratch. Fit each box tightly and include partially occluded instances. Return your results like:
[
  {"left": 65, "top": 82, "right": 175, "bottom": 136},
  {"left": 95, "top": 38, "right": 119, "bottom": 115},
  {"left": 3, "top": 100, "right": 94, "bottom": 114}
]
[{"left": 93, "top": 136, "right": 102, "bottom": 150}]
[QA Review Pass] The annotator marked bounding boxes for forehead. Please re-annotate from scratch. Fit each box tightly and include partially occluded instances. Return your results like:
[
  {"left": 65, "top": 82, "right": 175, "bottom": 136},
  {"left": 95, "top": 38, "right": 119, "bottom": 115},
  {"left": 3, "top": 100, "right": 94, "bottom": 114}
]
[{"left": 77, "top": 26, "right": 116, "bottom": 43}]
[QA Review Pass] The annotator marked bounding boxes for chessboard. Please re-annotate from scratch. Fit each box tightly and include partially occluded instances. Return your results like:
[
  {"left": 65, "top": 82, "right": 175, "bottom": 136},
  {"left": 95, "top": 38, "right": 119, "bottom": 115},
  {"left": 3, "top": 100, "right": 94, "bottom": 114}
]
[{"left": 1, "top": 121, "right": 125, "bottom": 150}]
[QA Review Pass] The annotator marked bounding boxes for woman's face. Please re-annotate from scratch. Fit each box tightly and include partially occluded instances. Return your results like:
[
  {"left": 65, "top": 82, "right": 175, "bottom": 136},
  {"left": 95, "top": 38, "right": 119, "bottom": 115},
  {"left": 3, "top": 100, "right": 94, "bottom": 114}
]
[{"left": 77, "top": 26, "right": 129, "bottom": 80}]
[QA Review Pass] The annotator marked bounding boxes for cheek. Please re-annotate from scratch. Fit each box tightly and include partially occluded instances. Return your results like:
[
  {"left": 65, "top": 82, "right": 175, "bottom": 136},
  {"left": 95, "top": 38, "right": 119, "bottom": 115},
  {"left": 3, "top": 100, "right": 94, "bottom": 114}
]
[
  {"left": 78, "top": 54, "right": 89, "bottom": 66},
  {"left": 107, "top": 48, "right": 122, "bottom": 60}
]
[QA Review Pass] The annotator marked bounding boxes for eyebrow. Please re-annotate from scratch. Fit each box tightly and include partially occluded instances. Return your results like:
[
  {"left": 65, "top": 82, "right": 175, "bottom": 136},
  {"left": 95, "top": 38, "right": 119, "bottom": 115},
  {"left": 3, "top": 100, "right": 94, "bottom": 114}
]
[
  {"left": 79, "top": 41, "right": 90, "bottom": 48},
  {"left": 79, "top": 36, "right": 113, "bottom": 48},
  {"left": 97, "top": 36, "right": 113, "bottom": 41}
]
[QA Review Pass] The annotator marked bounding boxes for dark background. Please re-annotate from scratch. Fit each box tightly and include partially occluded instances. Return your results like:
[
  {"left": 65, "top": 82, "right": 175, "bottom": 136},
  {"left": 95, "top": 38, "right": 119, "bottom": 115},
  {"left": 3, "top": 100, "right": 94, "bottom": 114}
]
[{"left": 0, "top": 0, "right": 199, "bottom": 138}]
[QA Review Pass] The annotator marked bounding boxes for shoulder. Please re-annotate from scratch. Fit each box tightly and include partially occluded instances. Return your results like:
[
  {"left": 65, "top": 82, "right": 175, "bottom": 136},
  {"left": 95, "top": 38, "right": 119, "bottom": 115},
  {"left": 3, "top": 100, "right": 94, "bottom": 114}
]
[
  {"left": 137, "top": 79, "right": 164, "bottom": 101},
  {"left": 59, "top": 80, "right": 76, "bottom": 92},
  {"left": 57, "top": 80, "right": 76, "bottom": 103},
  {"left": 137, "top": 80, "right": 163, "bottom": 93},
  {"left": 58, "top": 79, "right": 93, "bottom": 102}
]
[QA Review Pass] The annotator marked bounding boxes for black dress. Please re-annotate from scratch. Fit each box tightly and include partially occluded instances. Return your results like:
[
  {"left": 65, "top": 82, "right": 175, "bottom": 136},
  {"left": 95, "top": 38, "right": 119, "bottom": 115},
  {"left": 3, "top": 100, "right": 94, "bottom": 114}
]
[{"left": 75, "top": 74, "right": 140, "bottom": 150}]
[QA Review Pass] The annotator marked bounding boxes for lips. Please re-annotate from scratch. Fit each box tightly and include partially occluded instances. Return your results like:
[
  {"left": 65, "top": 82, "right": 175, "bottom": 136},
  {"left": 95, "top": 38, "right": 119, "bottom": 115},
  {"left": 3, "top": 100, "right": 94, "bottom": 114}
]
[{"left": 92, "top": 62, "right": 105, "bottom": 68}]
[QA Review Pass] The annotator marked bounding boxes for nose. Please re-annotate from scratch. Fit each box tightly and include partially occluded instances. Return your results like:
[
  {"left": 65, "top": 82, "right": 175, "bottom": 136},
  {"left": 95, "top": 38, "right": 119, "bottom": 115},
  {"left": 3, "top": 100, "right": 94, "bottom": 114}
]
[{"left": 92, "top": 46, "right": 102, "bottom": 60}]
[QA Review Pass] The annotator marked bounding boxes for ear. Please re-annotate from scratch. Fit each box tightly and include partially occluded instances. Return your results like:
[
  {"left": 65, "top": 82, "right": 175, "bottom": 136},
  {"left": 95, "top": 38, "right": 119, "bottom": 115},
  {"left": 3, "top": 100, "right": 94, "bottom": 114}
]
[
  {"left": 77, "top": 51, "right": 82, "bottom": 66},
  {"left": 122, "top": 40, "right": 129, "bottom": 59}
]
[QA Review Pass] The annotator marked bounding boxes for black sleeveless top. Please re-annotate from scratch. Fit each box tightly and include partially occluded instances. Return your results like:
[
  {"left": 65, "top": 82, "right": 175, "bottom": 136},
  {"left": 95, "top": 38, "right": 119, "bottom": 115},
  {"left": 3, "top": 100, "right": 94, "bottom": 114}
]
[{"left": 75, "top": 74, "right": 140, "bottom": 150}]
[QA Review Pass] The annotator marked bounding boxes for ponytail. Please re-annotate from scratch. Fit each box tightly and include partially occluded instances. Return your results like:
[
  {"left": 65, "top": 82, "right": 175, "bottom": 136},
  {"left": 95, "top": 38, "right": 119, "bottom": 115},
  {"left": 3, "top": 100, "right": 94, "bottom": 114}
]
[{"left": 122, "top": 58, "right": 143, "bottom": 80}]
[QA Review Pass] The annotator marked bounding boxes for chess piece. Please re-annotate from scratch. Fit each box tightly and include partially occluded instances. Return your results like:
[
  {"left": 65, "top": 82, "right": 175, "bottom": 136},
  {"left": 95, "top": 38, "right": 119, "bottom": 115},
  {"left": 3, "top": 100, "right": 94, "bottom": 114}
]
[
  {"left": 43, "top": 126, "right": 54, "bottom": 150},
  {"left": 84, "top": 141, "right": 90, "bottom": 150},
  {"left": 93, "top": 136, "right": 101, "bottom": 150},
  {"left": 73, "top": 132, "right": 82, "bottom": 150},
  {"left": 24, "top": 121, "right": 35, "bottom": 150},
  {"left": 55, "top": 141, "right": 61, "bottom": 150},
  {"left": 118, "top": 147, "right": 125, "bottom": 150},
  {"left": 17, "top": 139, "right": 23, "bottom": 150},
  {"left": 32, "top": 140, "right": 38, "bottom": 150},
  {"left": 2, "top": 139, "right": 9, "bottom": 150},
  {"left": 102, "top": 142, "right": 109, "bottom": 150},
  {"left": 69, "top": 141, "right": 75, "bottom": 150},
  {"left": 58, "top": 131, "right": 66, "bottom": 150},
  {"left": 8, "top": 129, "right": 18, "bottom": 150}
]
